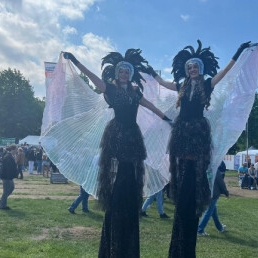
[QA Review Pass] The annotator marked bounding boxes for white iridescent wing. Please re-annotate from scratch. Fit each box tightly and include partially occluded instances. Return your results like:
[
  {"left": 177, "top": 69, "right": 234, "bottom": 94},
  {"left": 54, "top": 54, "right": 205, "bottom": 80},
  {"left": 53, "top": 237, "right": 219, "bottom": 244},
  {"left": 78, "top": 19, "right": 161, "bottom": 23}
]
[
  {"left": 40, "top": 54, "right": 173, "bottom": 197},
  {"left": 205, "top": 45, "right": 258, "bottom": 192},
  {"left": 137, "top": 75, "right": 179, "bottom": 196},
  {"left": 139, "top": 45, "right": 258, "bottom": 195},
  {"left": 41, "top": 54, "right": 113, "bottom": 197},
  {"left": 40, "top": 46, "right": 258, "bottom": 198}
]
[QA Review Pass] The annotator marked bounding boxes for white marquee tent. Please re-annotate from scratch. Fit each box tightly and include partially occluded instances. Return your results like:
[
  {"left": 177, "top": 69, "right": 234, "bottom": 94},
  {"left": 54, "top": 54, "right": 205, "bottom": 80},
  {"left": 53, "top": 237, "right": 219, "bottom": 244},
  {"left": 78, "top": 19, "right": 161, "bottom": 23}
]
[{"left": 19, "top": 135, "right": 41, "bottom": 146}]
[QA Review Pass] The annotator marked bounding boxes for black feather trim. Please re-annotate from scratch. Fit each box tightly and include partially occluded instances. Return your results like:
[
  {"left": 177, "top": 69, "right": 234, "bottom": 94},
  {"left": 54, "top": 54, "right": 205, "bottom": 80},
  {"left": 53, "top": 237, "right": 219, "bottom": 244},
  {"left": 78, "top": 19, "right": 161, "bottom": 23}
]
[
  {"left": 101, "top": 48, "right": 151, "bottom": 91},
  {"left": 171, "top": 40, "right": 219, "bottom": 83}
]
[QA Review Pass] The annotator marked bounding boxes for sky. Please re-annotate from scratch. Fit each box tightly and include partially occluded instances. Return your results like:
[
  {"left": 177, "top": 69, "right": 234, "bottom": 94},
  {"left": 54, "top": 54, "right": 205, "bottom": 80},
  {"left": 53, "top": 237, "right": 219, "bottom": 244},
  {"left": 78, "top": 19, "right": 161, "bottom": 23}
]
[{"left": 0, "top": 0, "right": 258, "bottom": 98}]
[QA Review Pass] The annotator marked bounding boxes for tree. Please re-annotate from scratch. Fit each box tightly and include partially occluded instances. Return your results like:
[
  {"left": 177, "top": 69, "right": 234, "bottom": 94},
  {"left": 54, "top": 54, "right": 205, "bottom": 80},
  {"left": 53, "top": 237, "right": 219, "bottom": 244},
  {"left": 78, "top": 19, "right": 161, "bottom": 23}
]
[
  {"left": 228, "top": 93, "right": 258, "bottom": 154},
  {"left": 0, "top": 68, "right": 44, "bottom": 139},
  {"left": 227, "top": 143, "right": 240, "bottom": 155},
  {"left": 247, "top": 93, "right": 258, "bottom": 148},
  {"left": 80, "top": 72, "right": 101, "bottom": 94}
]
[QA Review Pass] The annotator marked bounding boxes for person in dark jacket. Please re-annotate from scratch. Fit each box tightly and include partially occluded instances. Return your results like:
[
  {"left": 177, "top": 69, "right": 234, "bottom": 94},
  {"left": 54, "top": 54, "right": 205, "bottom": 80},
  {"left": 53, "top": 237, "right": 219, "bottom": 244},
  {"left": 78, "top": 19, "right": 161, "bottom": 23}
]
[
  {"left": 197, "top": 165, "right": 229, "bottom": 236},
  {"left": 35, "top": 148, "right": 43, "bottom": 174},
  {"left": 0, "top": 145, "right": 18, "bottom": 210},
  {"left": 218, "top": 160, "right": 226, "bottom": 179}
]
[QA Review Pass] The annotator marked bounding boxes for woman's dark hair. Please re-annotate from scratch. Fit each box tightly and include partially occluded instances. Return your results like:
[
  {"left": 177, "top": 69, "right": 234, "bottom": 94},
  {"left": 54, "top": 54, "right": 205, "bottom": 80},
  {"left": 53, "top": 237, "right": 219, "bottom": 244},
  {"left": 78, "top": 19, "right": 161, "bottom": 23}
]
[{"left": 176, "top": 76, "right": 212, "bottom": 110}]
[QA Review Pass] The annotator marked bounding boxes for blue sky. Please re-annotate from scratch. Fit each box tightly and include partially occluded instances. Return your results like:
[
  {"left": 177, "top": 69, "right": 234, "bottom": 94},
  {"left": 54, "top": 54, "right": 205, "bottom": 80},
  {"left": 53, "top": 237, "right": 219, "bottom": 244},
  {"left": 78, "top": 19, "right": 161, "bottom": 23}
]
[{"left": 1, "top": 0, "right": 258, "bottom": 98}]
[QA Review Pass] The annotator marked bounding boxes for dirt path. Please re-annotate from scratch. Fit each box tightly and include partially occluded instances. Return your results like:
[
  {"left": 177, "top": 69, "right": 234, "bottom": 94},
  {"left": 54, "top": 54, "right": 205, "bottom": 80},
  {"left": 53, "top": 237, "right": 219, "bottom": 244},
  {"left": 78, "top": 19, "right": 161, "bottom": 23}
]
[
  {"left": 1, "top": 171, "right": 82, "bottom": 200},
  {"left": 1, "top": 172, "right": 257, "bottom": 200},
  {"left": 224, "top": 177, "right": 258, "bottom": 198}
]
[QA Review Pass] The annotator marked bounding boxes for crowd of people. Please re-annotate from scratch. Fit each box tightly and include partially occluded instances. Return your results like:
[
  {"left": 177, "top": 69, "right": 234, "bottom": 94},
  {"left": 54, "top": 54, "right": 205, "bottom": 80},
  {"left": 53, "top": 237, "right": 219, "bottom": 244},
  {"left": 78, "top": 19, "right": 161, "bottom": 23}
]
[
  {"left": 1, "top": 40, "right": 257, "bottom": 257},
  {"left": 0, "top": 143, "right": 54, "bottom": 210},
  {"left": 238, "top": 161, "right": 258, "bottom": 190},
  {"left": 0, "top": 143, "right": 49, "bottom": 177}
]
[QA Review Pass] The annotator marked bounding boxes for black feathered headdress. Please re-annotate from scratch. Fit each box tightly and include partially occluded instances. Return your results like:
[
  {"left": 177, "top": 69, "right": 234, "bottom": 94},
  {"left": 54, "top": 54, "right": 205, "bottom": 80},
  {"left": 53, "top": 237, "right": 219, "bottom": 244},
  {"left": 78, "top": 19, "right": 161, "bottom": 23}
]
[
  {"left": 101, "top": 48, "right": 149, "bottom": 91},
  {"left": 171, "top": 40, "right": 220, "bottom": 83}
]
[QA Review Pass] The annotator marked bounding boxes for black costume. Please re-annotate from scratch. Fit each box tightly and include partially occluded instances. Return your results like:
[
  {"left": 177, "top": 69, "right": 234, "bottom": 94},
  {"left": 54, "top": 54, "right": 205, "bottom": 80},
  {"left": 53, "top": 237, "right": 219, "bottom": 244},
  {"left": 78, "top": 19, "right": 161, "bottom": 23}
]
[
  {"left": 40, "top": 42, "right": 257, "bottom": 257},
  {"left": 59, "top": 48, "right": 165, "bottom": 258},
  {"left": 98, "top": 83, "right": 146, "bottom": 258},
  {"left": 168, "top": 78, "right": 212, "bottom": 257},
  {"left": 164, "top": 40, "right": 254, "bottom": 258}
]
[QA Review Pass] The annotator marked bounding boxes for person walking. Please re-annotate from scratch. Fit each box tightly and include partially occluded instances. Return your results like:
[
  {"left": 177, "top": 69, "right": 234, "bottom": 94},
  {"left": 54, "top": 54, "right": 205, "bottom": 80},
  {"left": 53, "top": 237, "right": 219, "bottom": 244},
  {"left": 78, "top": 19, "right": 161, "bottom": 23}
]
[
  {"left": 68, "top": 185, "right": 90, "bottom": 214},
  {"left": 197, "top": 169, "right": 229, "bottom": 236},
  {"left": 141, "top": 189, "right": 170, "bottom": 219},
  {"left": 0, "top": 145, "right": 18, "bottom": 210}
]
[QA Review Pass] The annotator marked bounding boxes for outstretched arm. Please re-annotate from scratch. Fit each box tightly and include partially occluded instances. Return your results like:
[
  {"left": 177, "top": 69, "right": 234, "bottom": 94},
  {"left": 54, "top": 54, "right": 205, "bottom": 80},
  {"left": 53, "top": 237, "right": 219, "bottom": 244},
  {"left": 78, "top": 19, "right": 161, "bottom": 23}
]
[
  {"left": 139, "top": 96, "right": 168, "bottom": 119},
  {"left": 211, "top": 41, "right": 251, "bottom": 88},
  {"left": 63, "top": 52, "right": 106, "bottom": 93},
  {"left": 146, "top": 66, "right": 177, "bottom": 91},
  {"left": 154, "top": 74, "right": 177, "bottom": 91}
]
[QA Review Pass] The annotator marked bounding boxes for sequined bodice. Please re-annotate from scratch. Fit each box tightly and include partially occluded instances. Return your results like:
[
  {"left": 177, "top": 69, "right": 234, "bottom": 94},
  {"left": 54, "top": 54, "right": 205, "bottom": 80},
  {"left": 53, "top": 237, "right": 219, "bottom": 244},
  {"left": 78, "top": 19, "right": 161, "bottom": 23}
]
[
  {"left": 104, "top": 83, "right": 142, "bottom": 126},
  {"left": 178, "top": 78, "right": 212, "bottom": 121}
]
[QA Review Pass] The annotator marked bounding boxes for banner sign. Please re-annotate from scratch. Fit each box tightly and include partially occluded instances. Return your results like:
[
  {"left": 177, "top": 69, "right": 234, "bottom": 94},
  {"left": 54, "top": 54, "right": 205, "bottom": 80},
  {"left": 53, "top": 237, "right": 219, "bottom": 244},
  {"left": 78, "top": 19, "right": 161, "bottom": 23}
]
[
  {"left": 44, "top": 62, "right": 57, "bottom": 88},
  {"left": 0, "top": 137, "right": 15, "bottom": 146}
]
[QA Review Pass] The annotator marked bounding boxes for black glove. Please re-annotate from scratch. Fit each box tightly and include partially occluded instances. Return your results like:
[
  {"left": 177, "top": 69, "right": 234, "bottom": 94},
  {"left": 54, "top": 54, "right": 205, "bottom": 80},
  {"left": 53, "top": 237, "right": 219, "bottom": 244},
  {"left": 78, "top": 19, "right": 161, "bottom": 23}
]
[
  {"left": 63, "top": 52, "right": 79, "bottom": 66},
  {"left": 232, "top": 41, "right": 251, "bottom": 61},
  {"left": 146, "top": 65, "right": 158, "bottom": 78},
  {"left": 163, "top": 115, "right": 173, "bottom": 126}
]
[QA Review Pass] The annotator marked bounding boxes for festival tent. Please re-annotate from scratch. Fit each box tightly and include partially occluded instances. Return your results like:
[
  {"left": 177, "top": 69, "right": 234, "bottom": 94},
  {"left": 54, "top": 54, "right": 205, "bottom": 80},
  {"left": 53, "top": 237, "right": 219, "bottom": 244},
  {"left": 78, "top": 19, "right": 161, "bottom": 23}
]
[{"left": 19, "top": 135, "right": 41, "bottom": 146}]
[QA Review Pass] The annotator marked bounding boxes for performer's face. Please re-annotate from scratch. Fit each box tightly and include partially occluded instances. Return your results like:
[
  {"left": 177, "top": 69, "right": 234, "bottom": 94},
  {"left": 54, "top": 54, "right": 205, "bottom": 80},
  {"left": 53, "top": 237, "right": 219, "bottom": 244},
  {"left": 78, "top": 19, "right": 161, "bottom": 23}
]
[
  {"left": 118, "top": 68, "right": 130, "bottom": 84},
  {"left": 188, "top": 63, "right": 200, "bottom": 79}
]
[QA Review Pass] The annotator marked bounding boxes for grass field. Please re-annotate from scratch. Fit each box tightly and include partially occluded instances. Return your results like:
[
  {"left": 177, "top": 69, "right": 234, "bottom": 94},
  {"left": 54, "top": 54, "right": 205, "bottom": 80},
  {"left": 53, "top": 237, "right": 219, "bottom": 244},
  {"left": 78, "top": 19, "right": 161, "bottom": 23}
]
[{"left": 0, "top": 172, "right": 257, "bottom": 258}]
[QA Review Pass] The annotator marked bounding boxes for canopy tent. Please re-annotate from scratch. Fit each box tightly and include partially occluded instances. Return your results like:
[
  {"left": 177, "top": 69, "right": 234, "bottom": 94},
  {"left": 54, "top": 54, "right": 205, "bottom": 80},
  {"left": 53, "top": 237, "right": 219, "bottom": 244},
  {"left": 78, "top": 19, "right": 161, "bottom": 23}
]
[
  {"left": 234, "top": 148, "right": 258, "bottom": 169},
  {"left": 236, "top": 149, "right": 258, "bottom": 156},
  {"left": 19, "top": 135, "right": 41, "bottom": 146},
  {"left": 247, "top": 146, "right": 257, "bottom": 150}
]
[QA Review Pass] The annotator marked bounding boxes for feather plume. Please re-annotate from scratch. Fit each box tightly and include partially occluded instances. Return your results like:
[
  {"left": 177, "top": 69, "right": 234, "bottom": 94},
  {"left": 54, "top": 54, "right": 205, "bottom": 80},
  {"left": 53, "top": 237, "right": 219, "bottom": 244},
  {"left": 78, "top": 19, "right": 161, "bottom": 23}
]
[{"left": 171, "top": 40, "right": 219, "bottom": 82}]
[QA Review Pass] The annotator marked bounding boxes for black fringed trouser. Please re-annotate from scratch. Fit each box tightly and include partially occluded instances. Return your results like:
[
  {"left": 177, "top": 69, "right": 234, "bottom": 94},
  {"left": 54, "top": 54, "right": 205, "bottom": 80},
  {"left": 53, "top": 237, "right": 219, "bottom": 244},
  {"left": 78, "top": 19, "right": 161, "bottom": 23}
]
[
  {"left": 98, "top": 162, "right": 140, "bottom": 258},
  {"left": 168, "top": 160, "right": 199, "bottom": 258}
]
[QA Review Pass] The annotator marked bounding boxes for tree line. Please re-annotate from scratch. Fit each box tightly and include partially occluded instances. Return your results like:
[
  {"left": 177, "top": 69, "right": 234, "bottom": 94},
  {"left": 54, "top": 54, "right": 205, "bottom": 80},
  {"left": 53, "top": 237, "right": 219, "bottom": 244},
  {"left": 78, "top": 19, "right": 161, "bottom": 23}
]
[
  {"left": 229, "top": 93, "right": 258, "bottom": 154},
  {"left": 0, "top": 68, "right": 44, "bottom": 141},
  {"left": 0, "top": 68, "right": 257, "bottom": 153}
]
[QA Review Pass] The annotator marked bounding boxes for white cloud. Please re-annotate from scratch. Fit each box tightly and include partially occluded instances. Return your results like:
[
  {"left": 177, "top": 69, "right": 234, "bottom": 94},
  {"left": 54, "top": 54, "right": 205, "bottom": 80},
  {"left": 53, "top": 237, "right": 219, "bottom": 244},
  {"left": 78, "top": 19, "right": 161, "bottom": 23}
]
[
  {"left": 0, "top": 0, "right": 112, "bottom": 98},
  {"left": 64, "top": 33, "right": 116, "bottom": 77},
  {"left": 164, "top": 67, "right": 172, "bottom": 74},
  {"left": 82, "top": 33, "right": 115, "bottom": 54},
  {"left": 63, "top": 26, "right": 78, "bottom": 36},
  {"left": 180, "top": 14, "right": 190, "bottom": 22},
  {"left": 23, "top": 0, "right": 97, "bottom": 20}
]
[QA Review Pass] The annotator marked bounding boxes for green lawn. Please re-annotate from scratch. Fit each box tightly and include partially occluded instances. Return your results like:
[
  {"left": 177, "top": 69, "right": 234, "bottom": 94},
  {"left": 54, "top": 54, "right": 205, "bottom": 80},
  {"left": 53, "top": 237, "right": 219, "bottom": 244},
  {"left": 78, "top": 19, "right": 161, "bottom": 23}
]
[{"left": 0, "top": 195, "right": 257, "bottom": 257}]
